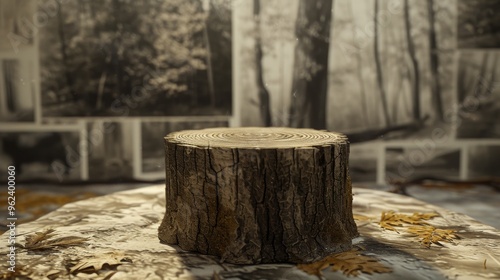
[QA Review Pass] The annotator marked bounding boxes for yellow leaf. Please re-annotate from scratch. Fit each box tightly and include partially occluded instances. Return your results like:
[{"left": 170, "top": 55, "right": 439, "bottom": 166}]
[
  {"left": 406, "top": 225, "right": 458, "bottom": 248},
  {"left": 379, "top": 221, "right": 400, "bottom": 233},
  {"left": 297, "top": 248, "right": 392, "bottom": 277},
  {"left": 20, "top": 228, "right": 88, "bottom": 250},
  {"left": 24, "top": 228, "right": 56, "bottom": 247},
  {"left": 70, "top": 252, "right": 131, "bottom": 274},
  {"left": 379, "top": 211, "right": 439, "bottom": 232}
]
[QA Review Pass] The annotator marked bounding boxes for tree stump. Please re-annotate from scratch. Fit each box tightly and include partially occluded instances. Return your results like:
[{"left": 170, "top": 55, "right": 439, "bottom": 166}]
[{"left": 158, "top": 127, "right": 358, "bottom": 264}]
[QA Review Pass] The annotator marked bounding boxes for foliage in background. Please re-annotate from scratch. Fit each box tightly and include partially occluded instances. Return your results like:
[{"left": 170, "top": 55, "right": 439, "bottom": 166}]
[
  {"left": 40, "top": 0, "right": 232, "bottom": 117},
  {"left": 458, "top": 0, "right": 500, "bottom": 48},
  {"left": 329, "top": 0, "right": 456, "bottom": 132}
]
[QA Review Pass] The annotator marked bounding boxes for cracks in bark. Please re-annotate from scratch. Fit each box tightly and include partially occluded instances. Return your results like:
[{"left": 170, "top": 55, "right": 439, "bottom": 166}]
[
  {"left": 233, "top": 149, "right": 239, "bottom": 218},
  {"left": 193, "top": 148, "right": 199, "bottom": 184},
  {"left": 207, "top": 148, "right": 219, "bottom": 228},
  {"left": 161, "top": 137, "right": 356, "bottom": 263}
]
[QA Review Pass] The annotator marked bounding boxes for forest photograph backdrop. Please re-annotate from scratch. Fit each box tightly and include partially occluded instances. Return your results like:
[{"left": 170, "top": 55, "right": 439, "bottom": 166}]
[
  {"left": 458, "top": 0, "right": 500, "bottom": 48},
  {"left": 39, "top": 0, "right": 232, "bottom": 117},
  {"left": 0, "top": 0, "right": 499, "bottom": 183},
  {"left": 236, "top": 0, "right": 499, "bottom": 182},
  {"left": 239, "top": 0, "right": 457, "bottom": 135}
]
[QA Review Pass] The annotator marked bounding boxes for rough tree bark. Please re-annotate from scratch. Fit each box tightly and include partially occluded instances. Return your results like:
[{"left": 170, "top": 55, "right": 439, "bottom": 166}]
[
  {"left": 253, "top": 0, "right": 272, "bottom": 126},
  {"left": 404, "top": 0, "right": 421, "bottom": 121},
  {"left": 288, "top": 0, "right": 333, "bottom": 129},
  {"left": 159, "top": 127, "right": 358, "bottom": 264},
  {"left": 427, "top": 0, "right": 444, "bottom": 121},
  {"left": 374, "top": 0, "right": 391, "bottom": 126}
]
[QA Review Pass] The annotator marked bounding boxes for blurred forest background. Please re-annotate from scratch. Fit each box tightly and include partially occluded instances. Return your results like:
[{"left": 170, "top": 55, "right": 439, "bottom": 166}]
[
  {"left": 239, "top": 0, "right": 457, "bottom": 135},
  {"left": 457, "top": 51, "right": 500, "bottom": 138},
  {"left": 458, "top": 0, "right": 500, "bottom": 48},
  {"left": 0, "top": 0, "right": 499, "bottom": 183},
  {"left": 141, "top": 120, "right": 228, "bottom": 173},
  {"left": 236, "top": 0, "right": 499, "bottom": 182},
  {"left": 40, "top": 0, "right": 232, "bottom": 116}
]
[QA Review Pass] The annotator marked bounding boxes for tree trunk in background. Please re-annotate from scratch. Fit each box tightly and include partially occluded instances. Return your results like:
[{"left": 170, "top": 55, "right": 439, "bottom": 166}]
[
  {"left": 204, "top": 4, "right": 216, "bottom": 108},
  {"left": 3, "top": 61, "right": 17, "bottom": 112},
  {"left": 355, "top": 49, "right": 370, "bottom": 127},
  {"left": 474, "top": 53, "right": 490, "bottom": 98},
  {"left": 457, "top": 64, "right": 469, "bottom": 104},
  {"left": 253, "top": 0, "right": 272, "bottom": 126},
  {"left": 57, "top": 2, "right": 77, "bottom": 102},
  {"left": 374, "top": 0, "right": 391, "bottom": 126},
  {"left": 349, "top": 3, "right": 369, "bottom": 127},
  {"left": 289, "top": 0, "right": 333, "bottom": 129},
  {"left": 485, "top": 54, "right": 498, "bottom": 97},
  {"left": 112, "top": 0, "right": 124, "bottom": 108},
  {"left": 427, "top": 0, "right": 444, "bottom": 121},
  {"left": 404, "top": 0, "right": 421, "bottom": 121}
]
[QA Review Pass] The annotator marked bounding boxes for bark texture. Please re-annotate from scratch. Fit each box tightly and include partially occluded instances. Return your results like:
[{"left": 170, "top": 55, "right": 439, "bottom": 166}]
[{"left": 158, "top": 127, "right": 358, "bottom": 264}]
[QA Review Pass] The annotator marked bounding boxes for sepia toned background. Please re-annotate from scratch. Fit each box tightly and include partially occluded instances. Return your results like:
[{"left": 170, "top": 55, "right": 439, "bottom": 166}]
[
  {"left": 0, "top": 0, "right": 499, "bottom": 183},
  {"left": 235, "top": 0, "right": 500, "bottom": 183}
]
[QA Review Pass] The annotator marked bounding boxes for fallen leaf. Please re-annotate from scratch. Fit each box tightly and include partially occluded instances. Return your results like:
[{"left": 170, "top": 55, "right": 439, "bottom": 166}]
[
  {"left": 102, "top": 271, "right": 118, "bottom": 280},
  {"left": 379, "top": 212, "right": 402, "bottom": 232},
  {"left": 298, "top": 248, "right": 392, "bottom": 277},
  {"left": 297, "top": 260, "right": 329, "bottom": 277},
  {"left": 18, "top": 228, "right": 88, "bottom": 250},
  {"left": 406, "top": 225, "right": 459, "bottom": 248},
  {"left": 0, "top": 264, "right": 30, "bottom": 280},
  {"left": 46, "top": 269, "right": 64, "bottom": 280},
  {"left": 25, "top": 228, "right": 56, "bottom": 246},
  {"left": 70, "top": 252, "right": 131, "bottom": 274},
  {"left": 379, "top": 211, "right": 439, "bottom": 232}
]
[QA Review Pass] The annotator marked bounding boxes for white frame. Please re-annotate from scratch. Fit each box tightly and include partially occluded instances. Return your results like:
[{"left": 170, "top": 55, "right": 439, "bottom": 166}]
[{"left": 0, "top": 121, "right": 87, "bottom": 180}]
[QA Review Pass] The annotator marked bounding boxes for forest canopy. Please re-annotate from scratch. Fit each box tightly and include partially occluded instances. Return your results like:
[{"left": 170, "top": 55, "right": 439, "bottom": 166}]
[{"left": 40, "top": 0, "right": 232, "bottom": 117}]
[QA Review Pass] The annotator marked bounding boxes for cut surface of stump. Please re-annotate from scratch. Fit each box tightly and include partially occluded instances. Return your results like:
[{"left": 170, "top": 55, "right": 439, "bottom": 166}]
[{"left": 158, "top": 127, "right": 358, "bottom": 264}]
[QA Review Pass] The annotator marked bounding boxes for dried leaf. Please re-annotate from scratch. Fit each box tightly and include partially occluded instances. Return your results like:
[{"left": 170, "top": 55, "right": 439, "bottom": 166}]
[
  {"left": 19, "top": 229, "right": 88, "bottom": 250},
  {"left": 379, "top": 221, "right": 402, "bottom": 233},
  {"left": 297, "top": 260, "right": 329, "bottom": 277},
  {"left": 46, "top": 269, "right": 64, "bottom": 280},
  {"left": 298, "top": 248, "right": 392, "bottom": 277},
  {"left": 101, "top": 271, "right": 118, "bottom": 280},
  {"left": 70, "top": 252, "right": 131, "bottom": 274},
  {"left": 379, "top": 211, "right": 439, "bottom": 232},
  {"left": 25, "top": 228, "right": 56, "bottom": 246},
  {"left": 0, "top": 264, "right": 31, "bottom": 280},
  {"left": 406, "top": 225, "right": 459, "bottom": 248}
]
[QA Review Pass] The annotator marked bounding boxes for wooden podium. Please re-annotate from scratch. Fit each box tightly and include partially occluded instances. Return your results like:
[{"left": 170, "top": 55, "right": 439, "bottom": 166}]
[{"left": 158, "top": 127, "right": 358, "bottom": 264}]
